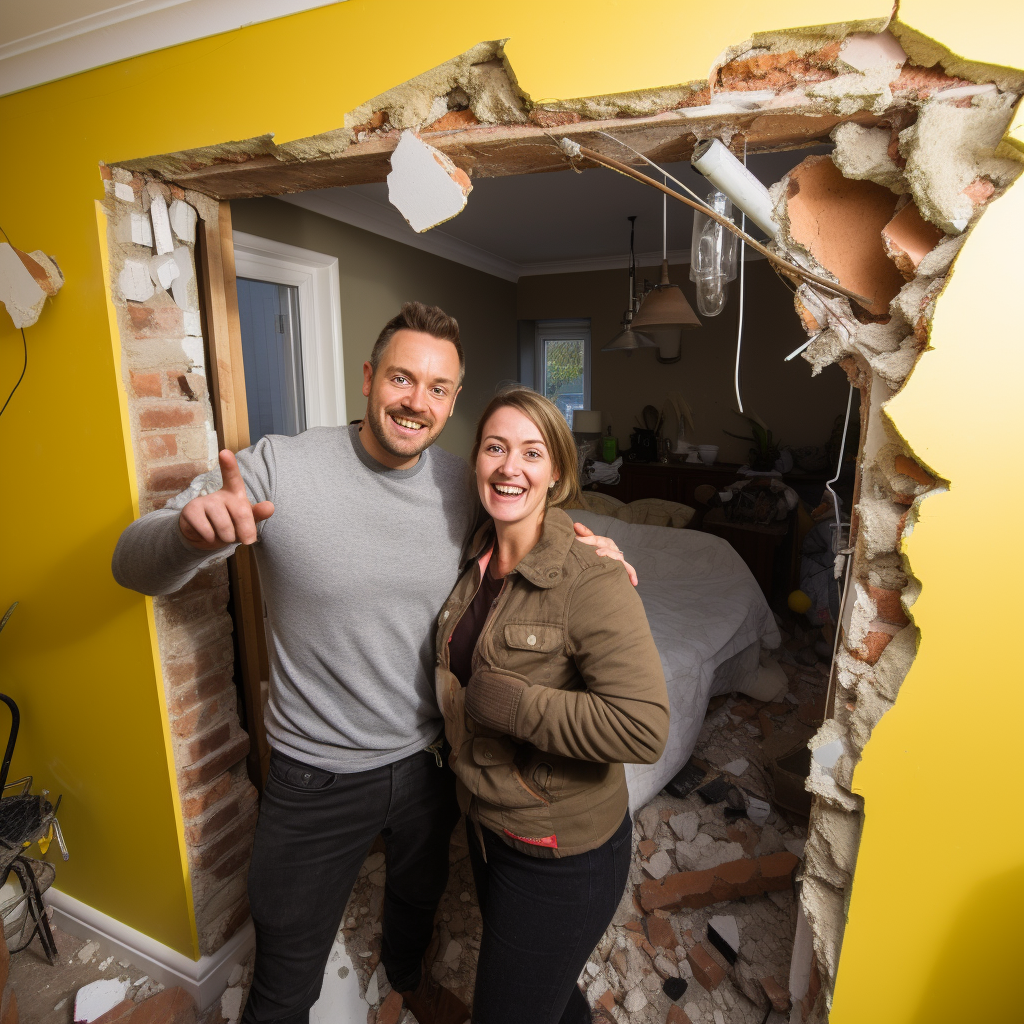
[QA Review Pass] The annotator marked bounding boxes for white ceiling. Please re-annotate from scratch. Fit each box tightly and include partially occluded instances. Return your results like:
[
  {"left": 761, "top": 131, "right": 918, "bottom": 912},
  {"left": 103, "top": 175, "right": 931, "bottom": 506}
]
[
  {"left": 0, "top": 0, "right": 344, "bottom": 95},
  {"left": 281, "top": 147, "right": 827, "bottom": 282}
]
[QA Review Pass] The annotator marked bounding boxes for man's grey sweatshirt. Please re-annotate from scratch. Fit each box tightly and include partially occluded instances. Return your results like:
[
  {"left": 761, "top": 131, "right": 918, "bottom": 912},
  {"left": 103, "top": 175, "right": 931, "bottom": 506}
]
[{"left": 112, "top": 425, "right": 477, "bottom": 773}]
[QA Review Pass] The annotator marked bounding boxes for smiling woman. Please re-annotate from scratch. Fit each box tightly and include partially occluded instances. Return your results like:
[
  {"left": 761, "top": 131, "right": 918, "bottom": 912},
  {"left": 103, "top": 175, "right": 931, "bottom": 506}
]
[{"left": 437, "top": 385, "right": 668, "bottom": 1024}]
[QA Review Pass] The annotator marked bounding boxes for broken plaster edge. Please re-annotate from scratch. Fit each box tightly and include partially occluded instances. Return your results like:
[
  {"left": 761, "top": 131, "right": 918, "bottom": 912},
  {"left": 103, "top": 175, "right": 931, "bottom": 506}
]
[{"left": 45, "top": 887, "right": 254, "bottom": 1012}]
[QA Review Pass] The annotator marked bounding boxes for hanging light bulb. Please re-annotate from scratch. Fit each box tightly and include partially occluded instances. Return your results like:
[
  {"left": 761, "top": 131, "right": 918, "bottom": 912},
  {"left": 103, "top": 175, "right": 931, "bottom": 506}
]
[
  {"left": 689, "top": 189, "right": 739, "bottom": 317},
  {"left": 632, "top": 181, "right": 701, "bottom": 362},
  {"left": 603, "top": 215, "right": 657, "bottom": 352}
]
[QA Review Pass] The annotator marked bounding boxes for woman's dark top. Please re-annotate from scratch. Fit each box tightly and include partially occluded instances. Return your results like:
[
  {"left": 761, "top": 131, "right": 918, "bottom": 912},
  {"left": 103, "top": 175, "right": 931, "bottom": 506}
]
[{"left": 448, "top": 561, "right": 504, "bottom": 686}]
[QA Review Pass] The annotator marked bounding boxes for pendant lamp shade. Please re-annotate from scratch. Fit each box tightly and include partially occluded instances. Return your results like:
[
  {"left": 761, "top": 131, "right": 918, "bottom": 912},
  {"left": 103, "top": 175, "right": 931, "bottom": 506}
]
[
  {"left": 602, "top": 321, "right": 657, "bottom": 351},
  {"left": 632, "top": 260, "right": 701, "bottom": 332}
]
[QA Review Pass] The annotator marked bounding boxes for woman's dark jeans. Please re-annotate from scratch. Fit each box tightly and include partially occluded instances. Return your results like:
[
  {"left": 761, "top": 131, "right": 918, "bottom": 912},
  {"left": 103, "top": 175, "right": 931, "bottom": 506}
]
[{"left": 468, "top": 812, "right": 632, "bottom": 1024}]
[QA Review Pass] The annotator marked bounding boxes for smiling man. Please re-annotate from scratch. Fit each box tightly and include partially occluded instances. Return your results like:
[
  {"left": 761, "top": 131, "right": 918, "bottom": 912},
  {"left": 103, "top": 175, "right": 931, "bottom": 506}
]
[{"left": 112, "top": 302, "right": 627, "bottom": 1024}]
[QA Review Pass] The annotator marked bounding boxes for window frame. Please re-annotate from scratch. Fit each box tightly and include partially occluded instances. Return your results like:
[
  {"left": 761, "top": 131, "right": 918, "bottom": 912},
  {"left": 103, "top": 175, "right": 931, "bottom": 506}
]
[
  {"left": 232, "top": 231, "right": 347, "bottom": 427},
  {"left": 534, "top": 318, "right": 591, "bottom": 422}
]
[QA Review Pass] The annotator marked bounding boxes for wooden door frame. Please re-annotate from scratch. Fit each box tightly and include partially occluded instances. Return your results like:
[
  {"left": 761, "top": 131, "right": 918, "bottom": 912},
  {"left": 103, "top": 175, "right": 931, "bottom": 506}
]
[{"left": 195, "top": 200, "right": 271, "bottom": 791}]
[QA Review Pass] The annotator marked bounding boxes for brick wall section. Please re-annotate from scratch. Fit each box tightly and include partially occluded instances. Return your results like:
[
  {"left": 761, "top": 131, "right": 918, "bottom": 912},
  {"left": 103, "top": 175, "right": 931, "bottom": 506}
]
[{"left": 103, "top": 169, "right": 257, "bottom": 957}]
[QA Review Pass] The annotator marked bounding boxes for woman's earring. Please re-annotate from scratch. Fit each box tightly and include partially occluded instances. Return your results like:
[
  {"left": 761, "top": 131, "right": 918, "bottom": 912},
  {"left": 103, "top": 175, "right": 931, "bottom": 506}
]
[{"left": 548, "top": 480, "right": 556, "bottom": 489}]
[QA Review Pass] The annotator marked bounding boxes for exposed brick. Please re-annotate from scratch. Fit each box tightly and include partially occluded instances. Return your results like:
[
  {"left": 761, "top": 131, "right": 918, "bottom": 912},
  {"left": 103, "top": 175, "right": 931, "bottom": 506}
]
[
  {"left": 850, "top": 630, "right": 894, "bottom": 665},
  {"left": 686, "top": 943, "right": 725, "bottom": 991},
  {"left": 867, "top": 584, "right": 909, "bottom": 626},
  {"left": 892, "top": 62, "right": 974, "bottom": 100},
  {"left": 182, "top": 719, "right": 233, "bottom": 765},
  {"left": 598, "top": 990, "right": 616, "bottom": 1013},
  {"left": 185, "top": 783, "right": 257, "bottom": 847},
  {"left": 92, "top": 1000, "right": 135, "bottom": 1024},
  {"left": 156, "top": 585, "right": 231, "bottom": 631},
  {"left": 645, "top": 915, "right": 676, "bottom": 951},
  {"left": 129, "top": 987, "right": 195, "bottom": 1024},
  {"left": 423, "top": 108, "right": 480, "bottom": 132},
  {"left": 178, "top": 730, "right": 249, "bottom": 790},
  {"left": 146, "top": 461, "right": 207, "bottom": 495},
  {"left": 128, "top": 303, "right": 185, "bottom": 338},
  {"left": 0, "top": 928, "right": 8, "bottom": 992},
  {"left": 528, "top": 109, "right": 583, "bottom": 127},
  {"left": 760, "top": 976, "right": 791, "bottom": 1013},
  {"left": 142, "top": 433, "right": 178, "bottom": 459},
  {"left": 168, "top": 665, "right": 235, "bottom": 717},
  {"left": 666, "top": 1006, "right": 693, "bottom": 1024},
  {"left": 639, "top": 839, "right": 657, "bottom": 858},
  {"left": 719, "top": 50, "right": 835, "bottom": 92},
  {"left": 139, "top": 401, "right": 203, "bottom": 430},
  {"left": 639, "top": 854, "right": 798, "bottom": 912},
  {"left": 169, "top": 184, "right": 186, "bottom": 200},
  {"left": 100, "top": 163, "right": 113, "bottom": 181},
  {"left": 171, "top": 682, "right": 236, "bottom": 737},
  {"left": 131, "top": 371, "right": 163, "bottom": 397},
  {"left": 181, "top": 772, "right": 232, "bottom": 820},
  {"left": 191, "top": 802, "right": 257, "bottom": 871}
]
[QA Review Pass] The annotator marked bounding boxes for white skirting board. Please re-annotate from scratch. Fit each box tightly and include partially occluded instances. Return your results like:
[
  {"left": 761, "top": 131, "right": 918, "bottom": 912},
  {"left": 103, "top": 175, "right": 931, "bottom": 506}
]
[{"left": 43, "top": 889, "right": 254, "bottom": 1012}]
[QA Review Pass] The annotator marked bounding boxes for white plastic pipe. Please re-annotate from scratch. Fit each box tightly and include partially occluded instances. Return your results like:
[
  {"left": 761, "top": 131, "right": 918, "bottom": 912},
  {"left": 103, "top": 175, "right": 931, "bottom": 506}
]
[{"left": 691, "top": 139, "right": 780, "bottom": 240}]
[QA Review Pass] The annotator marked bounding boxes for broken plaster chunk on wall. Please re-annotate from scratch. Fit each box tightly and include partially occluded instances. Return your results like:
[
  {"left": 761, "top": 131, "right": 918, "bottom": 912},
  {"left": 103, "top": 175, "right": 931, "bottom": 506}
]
[
  {"left": 150, "top": 194, "right": 175, "bottom": 255},
  {"left": 387, "top": 131, "right": 472, "bottom": 233},
  {"left": 114, "top": 181, "right": 136, "bottom": 203},
  {"left": 916, "top": 231, "right": 966, "bottom": 277},
  {"left": 836, "top": 31, "right": 907, "bottom": 74},
  {"left": 800, "top": 874, "right": 846, "bottom": 989},
  {"left": 0, "top": 243, "right": 62, "bottom": 328},
  {"left": 804, "top": 65, "right": 900, "bottom": 116},
  {"left": 900, "top": 92, "right": 1022, "bottom": 233},
  {"left": 171, "top": 246, "right": 197, "bottom": 311},
  {"left": 150, "top": 253, "right": 180, "bottom": 291},
  {"left": 182, "top": 335, "right": 206, "bottom": 373},
  {"left": 119, "top": 259, "right": 155, "bottom": 302},
  {"left": 868, "top": 334, "right": 921, "bottom": 391},
  {"left": 345, "top": 40, "right": 499, "bottom": 134},
  {"left": 184, "top": 310, "right": 203, "bottom": 337},
  {"left": 831, "top": 123, "right": 909, "bottom": 195},
  {"left": 169, "top": 200, "right": 197, "bottom": 243},
  {"left": 464, "top": 58, "right": 528, "bottom": 124},
  {"left": 116, "top": 211, "right": 154, "bottom": 248}
]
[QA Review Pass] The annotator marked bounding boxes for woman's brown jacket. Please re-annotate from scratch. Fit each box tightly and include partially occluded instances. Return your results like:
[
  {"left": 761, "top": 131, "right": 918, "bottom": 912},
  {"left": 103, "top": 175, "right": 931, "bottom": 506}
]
[{"left": 434, "top": 508, "right": 670, "bottom": 859}]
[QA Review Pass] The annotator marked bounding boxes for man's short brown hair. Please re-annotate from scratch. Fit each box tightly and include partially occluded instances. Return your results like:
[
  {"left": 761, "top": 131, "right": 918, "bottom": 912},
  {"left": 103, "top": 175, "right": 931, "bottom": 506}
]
[{"left": 370, "top": 302, "right": 464, "bottom": 383}]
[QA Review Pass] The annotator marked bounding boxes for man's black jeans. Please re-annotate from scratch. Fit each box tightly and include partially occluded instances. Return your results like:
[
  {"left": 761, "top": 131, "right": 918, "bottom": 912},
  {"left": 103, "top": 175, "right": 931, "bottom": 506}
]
[
  {"left": 241, "top": 747, "right": 460, "bottom": 1024},
  {"left": 468, "top": 812, "right": 632, "bottom": 1024}
]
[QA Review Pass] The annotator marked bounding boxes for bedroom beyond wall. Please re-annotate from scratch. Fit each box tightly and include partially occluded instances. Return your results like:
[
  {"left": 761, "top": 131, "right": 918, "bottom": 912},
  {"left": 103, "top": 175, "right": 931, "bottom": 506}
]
[{"left": 518, "top": 260, "right": 852, "bottom": 465}]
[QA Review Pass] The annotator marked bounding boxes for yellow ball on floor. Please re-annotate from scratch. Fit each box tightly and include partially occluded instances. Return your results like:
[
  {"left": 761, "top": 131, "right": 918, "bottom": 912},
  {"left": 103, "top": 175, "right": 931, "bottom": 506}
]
[{"left": 788, "top": 589, "right": 812, "bottom": 614}]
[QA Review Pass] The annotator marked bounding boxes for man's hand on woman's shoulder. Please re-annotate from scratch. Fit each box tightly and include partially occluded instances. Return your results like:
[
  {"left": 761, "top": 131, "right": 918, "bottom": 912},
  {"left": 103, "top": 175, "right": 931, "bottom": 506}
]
[{"left": 572, "top": 522, "right": 638, "bottom": 587}]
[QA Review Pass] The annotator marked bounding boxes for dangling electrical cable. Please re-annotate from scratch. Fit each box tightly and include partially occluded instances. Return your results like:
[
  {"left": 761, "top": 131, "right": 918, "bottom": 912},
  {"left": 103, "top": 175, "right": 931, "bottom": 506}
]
[
  {"left": 826, "top": 384, "right": 854, "bottom": 537},
  {"left": 0, "top": 221, "right": 28, "bottom": 421},
  {"left": 734, "top": 139, "right": 748, "bottom": 414}
]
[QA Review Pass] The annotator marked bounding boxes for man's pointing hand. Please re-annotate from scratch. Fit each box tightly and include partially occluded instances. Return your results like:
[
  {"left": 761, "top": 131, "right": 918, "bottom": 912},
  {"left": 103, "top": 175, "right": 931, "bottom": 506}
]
[{"left": 178, "top": 450, "right": 275, "bottom": 550}]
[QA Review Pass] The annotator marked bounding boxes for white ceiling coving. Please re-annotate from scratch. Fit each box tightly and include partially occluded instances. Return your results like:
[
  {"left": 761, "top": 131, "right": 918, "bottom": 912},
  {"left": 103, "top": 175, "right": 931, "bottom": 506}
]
[{"left": 0, "top": 0, "right": 346, "bottom": 97}]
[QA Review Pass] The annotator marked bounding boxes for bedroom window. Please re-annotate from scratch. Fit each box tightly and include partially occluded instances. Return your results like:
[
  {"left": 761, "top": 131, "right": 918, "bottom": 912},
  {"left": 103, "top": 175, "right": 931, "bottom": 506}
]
[{"left": 535, "top": 319, "right": 591, "bottom": 426}]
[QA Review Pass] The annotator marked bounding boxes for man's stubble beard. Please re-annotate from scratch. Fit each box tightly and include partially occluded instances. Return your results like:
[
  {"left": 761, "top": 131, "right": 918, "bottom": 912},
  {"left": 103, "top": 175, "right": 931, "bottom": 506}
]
[{"left": 366, "top": 391, "right": 445, "bottom": 459}]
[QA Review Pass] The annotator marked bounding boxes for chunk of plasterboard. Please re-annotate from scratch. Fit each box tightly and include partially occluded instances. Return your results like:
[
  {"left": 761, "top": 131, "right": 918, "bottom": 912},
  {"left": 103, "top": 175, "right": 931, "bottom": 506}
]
[
  {"left": 169, "top": 200, "right": 197, "bottom": 243},
  {"left": 150, "top": 253, "right": 180, "bottom": 291},
  {"left": 73, "top": 978, "right": 130, "bottom": 1023},
  {"left": 839, "top": 31, "right": 907, "bottom": 73},
  {"left": 124, "top": 211, "right": 154, "bottom": 248},
  {"left": 0, "top": 246, "right": 45, "bottom": 328},
  {"left": 113, "top": 182, "right": 135, "bottom": 203},
  {"left": 170, "top": 246, "right": 196, "bottom": 311},
  {"left": 119, "top": 260, "right": 154, "bottom": 302},
  {"left": 184, "top": 310, "right": 203, "bottom": 336},
  {"left": 387, "top": 130, "right": 472, "bottom": 233},
  {"left": 150, "top": 194, "right": 174, "bottom": 255}
]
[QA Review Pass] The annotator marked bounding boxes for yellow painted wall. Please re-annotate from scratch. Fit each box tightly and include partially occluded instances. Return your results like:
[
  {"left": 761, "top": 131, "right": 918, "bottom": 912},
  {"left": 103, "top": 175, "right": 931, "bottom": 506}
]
[
  {"left": 830, "top": 5, "right": 1024, "bottom": 1021},
  {"left": 1, "top": 0, "right": 1018, "bottom": 989}
]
